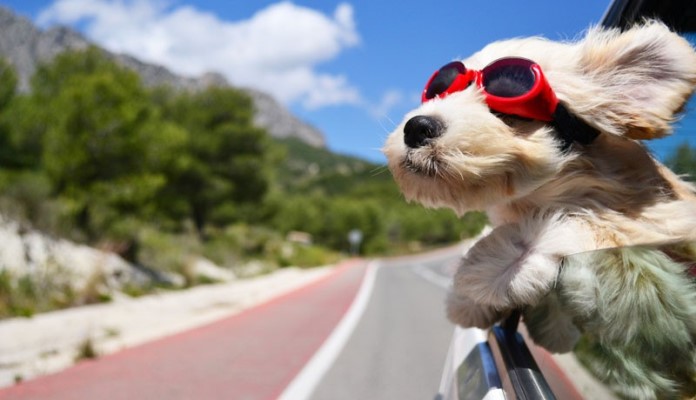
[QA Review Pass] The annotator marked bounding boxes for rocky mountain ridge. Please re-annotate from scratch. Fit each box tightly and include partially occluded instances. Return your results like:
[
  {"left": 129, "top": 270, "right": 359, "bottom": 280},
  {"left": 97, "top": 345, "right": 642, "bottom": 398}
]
[{"left": 0, "top": 6, "right": 325, "bottom": 147}]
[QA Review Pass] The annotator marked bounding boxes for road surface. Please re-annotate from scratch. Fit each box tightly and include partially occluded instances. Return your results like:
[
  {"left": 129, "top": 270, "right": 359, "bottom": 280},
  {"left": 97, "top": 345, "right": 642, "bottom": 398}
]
[
  {"left": 0, "top": 246, "right": 464, "bottom": 400},
  {"left": 307, "top": 247, "right": 459, "bottom": 400}
]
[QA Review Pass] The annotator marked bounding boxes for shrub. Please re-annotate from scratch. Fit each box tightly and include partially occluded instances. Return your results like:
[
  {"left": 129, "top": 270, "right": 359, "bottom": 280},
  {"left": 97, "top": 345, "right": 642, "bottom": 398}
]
[{"left": 276, "top": 243, "right": 341, "bottom": 268}]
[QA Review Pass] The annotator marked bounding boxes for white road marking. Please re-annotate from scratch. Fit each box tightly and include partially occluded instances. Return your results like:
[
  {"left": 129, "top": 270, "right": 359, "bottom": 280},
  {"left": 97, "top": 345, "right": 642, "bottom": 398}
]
[
  {"left": 278, "top": 260, "right": 380, "bottom": 400},
  {"left": 411, "top": 264, "right": 451, "bottom": 289}
]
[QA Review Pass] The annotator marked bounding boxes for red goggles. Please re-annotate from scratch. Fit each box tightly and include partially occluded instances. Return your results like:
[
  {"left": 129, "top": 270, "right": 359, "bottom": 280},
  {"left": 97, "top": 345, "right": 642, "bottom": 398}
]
[{"left": 421, "top": 57, "right": 559, "bottom": 122}]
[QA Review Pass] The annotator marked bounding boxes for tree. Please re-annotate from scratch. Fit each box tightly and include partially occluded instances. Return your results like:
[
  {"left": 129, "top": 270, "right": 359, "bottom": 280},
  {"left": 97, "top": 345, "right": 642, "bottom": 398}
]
[
  {"left": 0, "top": 58, "right": 16, "bottom": 110},
  {"left": 667, "top": 142, "right": 696, "bottom": 180},
  {"left": 31, "top": 48, "right": 187, "bottom": 240},
  {"left": 0, "top": 58, "right": 21, "bottom": 168},
  {"left": 0, "top": 96, "right": 46, "bottom": 170},
  {"left": 157, "top": 86, "right": 279, "bottom": 237}
]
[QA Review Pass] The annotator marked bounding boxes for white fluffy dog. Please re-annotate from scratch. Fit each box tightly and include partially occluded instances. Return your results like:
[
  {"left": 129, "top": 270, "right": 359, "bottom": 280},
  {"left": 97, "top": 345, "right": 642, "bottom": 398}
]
[{"left": 384, "top": 22, "right": 696, "bottom": 399}]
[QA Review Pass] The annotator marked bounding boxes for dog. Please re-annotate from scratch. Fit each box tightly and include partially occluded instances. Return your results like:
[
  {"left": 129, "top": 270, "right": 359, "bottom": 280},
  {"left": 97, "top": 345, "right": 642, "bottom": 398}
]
[{"left": 383, "top": 22, "right": 696, "bottom": 399}]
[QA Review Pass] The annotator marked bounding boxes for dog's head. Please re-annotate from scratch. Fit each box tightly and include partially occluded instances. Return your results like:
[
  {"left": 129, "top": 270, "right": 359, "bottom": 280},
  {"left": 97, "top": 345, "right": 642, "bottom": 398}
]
[{"left": 383, "top": 22, "right": 696, "bottom": 216}]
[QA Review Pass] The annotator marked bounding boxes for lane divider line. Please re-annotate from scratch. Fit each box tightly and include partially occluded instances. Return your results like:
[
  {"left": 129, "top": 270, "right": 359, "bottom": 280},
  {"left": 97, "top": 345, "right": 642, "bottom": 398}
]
[
  {"left": 411, "top": 264, "right": 451, "bottom": 289},
  {"left": 278, "top": 260, "right": 381, "bottom": 400}
]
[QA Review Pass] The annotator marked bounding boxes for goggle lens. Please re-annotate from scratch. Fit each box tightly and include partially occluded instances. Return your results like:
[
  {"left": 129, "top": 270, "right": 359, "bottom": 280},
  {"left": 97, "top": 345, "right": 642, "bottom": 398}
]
[
  {"left": 424, "top": 61, "right": 467, "bottom": 100},
  {"left": 482, "top": 58, "right": 536, "bottom": 98}
]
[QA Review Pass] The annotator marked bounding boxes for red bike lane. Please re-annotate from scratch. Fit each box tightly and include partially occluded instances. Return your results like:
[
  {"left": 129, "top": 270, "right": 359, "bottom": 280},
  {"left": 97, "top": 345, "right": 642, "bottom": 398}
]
[{"left": 0, "top": 259, "right": 368, "bottom": 400}]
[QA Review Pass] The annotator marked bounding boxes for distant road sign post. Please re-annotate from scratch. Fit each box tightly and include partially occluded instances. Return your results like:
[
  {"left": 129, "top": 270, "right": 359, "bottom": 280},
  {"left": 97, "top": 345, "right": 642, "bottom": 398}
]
[{"left": 347, "top": 229, "right": 363, "bottom": 255}]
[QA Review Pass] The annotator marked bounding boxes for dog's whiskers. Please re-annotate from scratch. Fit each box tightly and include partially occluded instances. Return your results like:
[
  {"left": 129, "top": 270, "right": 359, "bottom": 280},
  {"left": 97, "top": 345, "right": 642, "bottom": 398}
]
[
  {"left": 370, "top": 165, "right": 390, "bottom": 177},
  {"left": 402, "top": 151, "right": 442, "bottom": 177},
  {"left": 376, "top": 115, "right": 398, "bottom": 136}
]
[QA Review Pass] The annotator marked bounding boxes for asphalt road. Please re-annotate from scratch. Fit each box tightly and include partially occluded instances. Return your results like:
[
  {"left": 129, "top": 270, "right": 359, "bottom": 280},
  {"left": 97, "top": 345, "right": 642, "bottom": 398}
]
[{"left": 309, "top": 246, "right": 461, "bottom": 400}]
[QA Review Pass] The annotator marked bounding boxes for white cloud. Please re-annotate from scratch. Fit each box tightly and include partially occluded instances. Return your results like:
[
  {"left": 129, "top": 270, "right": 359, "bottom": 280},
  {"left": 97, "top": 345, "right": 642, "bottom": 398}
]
[
  {"left": 368, "top": 89, "right": 405, "bottom": 118},
  {"left": 38, "top": 0, "right": 362, "bottom": 108}
]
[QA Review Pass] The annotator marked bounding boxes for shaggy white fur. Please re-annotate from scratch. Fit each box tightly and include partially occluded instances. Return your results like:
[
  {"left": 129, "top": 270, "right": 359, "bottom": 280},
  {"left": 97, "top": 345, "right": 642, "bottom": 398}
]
[
  {"left": 384, "top": 22, "right": 696, "bottom": 399},
  {"left": 451, "top": 212, "right": 593, "bottom": 309}
]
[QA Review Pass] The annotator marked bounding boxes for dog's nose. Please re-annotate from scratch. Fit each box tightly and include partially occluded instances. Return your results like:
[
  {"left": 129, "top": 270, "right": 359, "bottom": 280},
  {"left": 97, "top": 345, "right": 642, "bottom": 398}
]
[{"left": 403, "top": 115, "right": 445, "bottom": 148}]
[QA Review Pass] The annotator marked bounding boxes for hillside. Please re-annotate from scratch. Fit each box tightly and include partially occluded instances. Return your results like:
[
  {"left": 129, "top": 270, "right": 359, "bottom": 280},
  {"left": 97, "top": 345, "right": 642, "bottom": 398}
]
[
  {"left": 0, "top": 6, "right": 325, "bottom": 148},
  {"left": 275, "top": 137, "right": 394, "bottom": 196}
]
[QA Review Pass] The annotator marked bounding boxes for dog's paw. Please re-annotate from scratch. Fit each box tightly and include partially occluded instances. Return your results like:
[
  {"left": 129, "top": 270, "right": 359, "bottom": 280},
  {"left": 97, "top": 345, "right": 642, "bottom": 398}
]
[
  {"left": 523, "top": 292, "right": 581, "bottom": 353},
  {"left": 445, "top": 292, "right": 502, "bottom": 328},
  {"left": 452, "top": 215, "right": 593, "bottom": 310},
  {"left": 452, "top": 224, "right": 558, "bottom": 309}
]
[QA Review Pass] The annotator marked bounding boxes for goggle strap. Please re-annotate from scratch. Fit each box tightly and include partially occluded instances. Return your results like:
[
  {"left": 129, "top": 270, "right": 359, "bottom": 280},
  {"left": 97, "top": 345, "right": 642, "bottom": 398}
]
[{"left": 551, "top": 102, "right": 600, "bottom": 151}]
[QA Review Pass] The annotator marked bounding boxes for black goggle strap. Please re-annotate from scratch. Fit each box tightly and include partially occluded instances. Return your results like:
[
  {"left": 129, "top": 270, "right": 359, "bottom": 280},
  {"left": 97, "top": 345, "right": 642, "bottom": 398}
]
[{"left": 550, "top": 103, "right": 600, "bottom": 152}]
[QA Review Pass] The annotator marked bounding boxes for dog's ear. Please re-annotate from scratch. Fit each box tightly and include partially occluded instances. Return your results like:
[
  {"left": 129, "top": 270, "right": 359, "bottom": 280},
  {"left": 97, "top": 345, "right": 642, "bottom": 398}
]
[{"left": 578, "top": 21, "right": 696, "bottom": 139}]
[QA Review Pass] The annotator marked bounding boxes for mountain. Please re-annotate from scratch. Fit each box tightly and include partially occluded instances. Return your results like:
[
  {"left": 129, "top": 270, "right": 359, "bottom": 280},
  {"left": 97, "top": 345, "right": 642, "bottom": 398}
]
[
  {"left": 0, "top": 6, "right": 325, "bottom": 148},
  {"left": 275, "top": 137, "right": 391, "bottom": 196}
]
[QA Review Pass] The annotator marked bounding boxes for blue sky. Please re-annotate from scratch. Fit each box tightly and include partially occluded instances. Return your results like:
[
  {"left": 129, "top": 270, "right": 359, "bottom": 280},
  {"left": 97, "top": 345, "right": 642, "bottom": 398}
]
[{"left": 2, "top": 0, "right": 692, "bottom": 163}]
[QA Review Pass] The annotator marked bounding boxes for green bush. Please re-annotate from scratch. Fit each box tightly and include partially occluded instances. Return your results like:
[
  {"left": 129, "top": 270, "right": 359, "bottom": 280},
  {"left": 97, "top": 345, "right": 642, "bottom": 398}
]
[
  {"left": 0, "top": 265, "right": 118, "bottom": 319},
  {"left": 0, "top": 171, "right": 70, "bottom": 235},
  {"left": 136, "top": 227, "right": 201, "bottom": 282},
  {"left": 276, "top": 243, "right": 341, "bottom": 268},
  {"left": 203, "top": 224, "right": 282, "bottom": 264}
]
